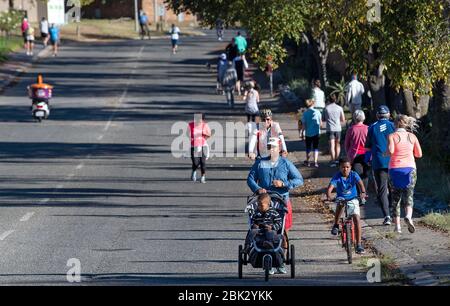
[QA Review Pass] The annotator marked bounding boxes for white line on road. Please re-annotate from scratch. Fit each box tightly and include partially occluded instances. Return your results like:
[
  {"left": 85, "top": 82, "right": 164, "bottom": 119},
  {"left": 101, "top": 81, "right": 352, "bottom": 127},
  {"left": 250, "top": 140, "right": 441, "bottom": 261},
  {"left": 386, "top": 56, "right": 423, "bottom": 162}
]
[
  {"left": 20, "top": 212, "right": 35, "bottom": 222},
  {"left": 76, "top": 164, "right": 84, "bottom": 170},
  {"left": 39, "top": 198, "right": 50, "bottom": 204},
  {"left": 56, "top": 184, "right": 64, "bottom": 189},
  {"left": 97, "top": 135, "right": 104, "bottom": 140},
  {"left": 0, "top": 230, "right": 15, "bottom": 241},
  {"left": 67, "top": 173, "right": 75, "bottom": 178}
]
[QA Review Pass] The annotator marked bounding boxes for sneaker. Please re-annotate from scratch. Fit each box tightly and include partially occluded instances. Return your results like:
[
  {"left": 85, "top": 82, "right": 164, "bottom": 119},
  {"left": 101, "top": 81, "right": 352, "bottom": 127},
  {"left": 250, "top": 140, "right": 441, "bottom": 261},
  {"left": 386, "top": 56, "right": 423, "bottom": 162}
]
[
  {"left": 331, "top": 224, "right": 339, "bottom": 236},
  {"left": 394, "top": 225, "right": 402, "bottom": 233},
  {"left": 277, "top": 264, "right": 287, "bottom": 274},
  {"left": 191, "top": 171, "right": 197, "bottom": 182},
  {"left": 356, "top": 244, "right": 365, "bottom": 254},
  {"left": 268, "top": 268, "right": 276, "bottom": 275},
  {"left": 314, "top": 163, "right": 319, "bottom": 168},
  {"left": 383, "top": 216, "right": 392, "bottom": 226},
  {"left": 303, "top": 161, "right": 310, "bottom": 167},
  {"left": 404, "top": 217, "right": 415, "bottom": 233},
  {"left": 200, "top": 175, "right": 206, "bottom": 184}
]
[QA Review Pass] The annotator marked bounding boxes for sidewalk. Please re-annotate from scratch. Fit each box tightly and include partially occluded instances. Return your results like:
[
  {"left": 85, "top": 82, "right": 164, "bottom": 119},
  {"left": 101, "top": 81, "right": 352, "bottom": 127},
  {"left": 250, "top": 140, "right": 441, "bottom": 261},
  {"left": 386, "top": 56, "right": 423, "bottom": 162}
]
[
  {"left": 247, "top": 65, "right": 450, "bottom": 286},
  {"left": 0, "top": 44, "right": 52, "bottom": 93}
]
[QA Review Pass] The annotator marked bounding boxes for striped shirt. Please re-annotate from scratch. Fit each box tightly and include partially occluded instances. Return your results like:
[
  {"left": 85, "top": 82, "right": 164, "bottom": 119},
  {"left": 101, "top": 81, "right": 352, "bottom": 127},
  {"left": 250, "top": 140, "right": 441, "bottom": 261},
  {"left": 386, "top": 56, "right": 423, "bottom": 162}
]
[{"left": 251, "top": 208, "right": 282, "bottom": 232}]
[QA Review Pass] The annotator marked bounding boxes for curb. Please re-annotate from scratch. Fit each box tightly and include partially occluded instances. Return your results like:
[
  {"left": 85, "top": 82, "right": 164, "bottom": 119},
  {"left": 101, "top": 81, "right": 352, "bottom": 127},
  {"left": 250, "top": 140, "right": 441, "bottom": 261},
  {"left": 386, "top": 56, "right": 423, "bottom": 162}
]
[{"left": 0, "top": 45, "right": 52, "bottom": 93}]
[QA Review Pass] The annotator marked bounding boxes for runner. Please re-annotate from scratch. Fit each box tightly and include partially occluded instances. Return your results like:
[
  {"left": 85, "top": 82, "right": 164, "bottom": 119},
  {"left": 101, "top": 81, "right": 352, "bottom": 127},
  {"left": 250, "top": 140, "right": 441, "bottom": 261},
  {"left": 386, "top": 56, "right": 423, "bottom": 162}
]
[
  {"left": 139, "top": 11, "right": 151, "bottom": 40},
  {"left": 49, "top": 24, "right": 60, "bottom": 57},
  {"left": 189, "top": 113, "right": 211, "bottom": 184},
  {"left": 170, "top": 24, "right": 181, "bottom": 54},
  {"left": 322, "top": 93, "right": 345, "bottom": 167},
  {"left": 25, "top": 27, "right": 35, "bottom": 56},
  {"left": 302, "top": 99, "right": 321, "bottom": 168},
  {"left": 244, "top": 81, "right": 260, "bottom": 123},
  {"left": 40, "top": 17, "right": 49, "bottom": 47}
]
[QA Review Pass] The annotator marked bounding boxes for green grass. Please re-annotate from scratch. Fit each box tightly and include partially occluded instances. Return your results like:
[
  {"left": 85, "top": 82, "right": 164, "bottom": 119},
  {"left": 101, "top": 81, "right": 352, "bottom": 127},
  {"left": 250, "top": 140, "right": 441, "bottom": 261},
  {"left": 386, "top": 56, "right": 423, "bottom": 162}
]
[
  {"left": 0, "top": 36, "right": 23, "bottom": 62},
  {"left": 357, "top": 255, "right": 408, "bottom": 284},
  {"left": 415, "top": 155, "right": 450, "bottom": 205},
  {"left": 420, "top": 212, "right": 450, "bottom": 232}
]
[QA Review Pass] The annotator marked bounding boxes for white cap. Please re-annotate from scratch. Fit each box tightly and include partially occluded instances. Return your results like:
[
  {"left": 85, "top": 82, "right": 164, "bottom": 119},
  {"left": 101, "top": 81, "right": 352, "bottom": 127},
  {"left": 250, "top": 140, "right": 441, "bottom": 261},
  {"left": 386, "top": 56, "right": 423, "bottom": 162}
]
[
  {"left": 267, "top": 137, "right": 280, "bottom": 147},
  {"left": 220, "top": 53, "right": 227, "bottom": 60}
]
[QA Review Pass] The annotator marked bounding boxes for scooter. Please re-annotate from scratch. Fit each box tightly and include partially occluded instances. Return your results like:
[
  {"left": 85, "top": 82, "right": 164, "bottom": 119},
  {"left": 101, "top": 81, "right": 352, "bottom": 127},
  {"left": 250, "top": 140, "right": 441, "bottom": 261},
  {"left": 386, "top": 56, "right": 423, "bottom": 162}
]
[{"left": 27, "top": 74, "right": 53, "bottom": 122}]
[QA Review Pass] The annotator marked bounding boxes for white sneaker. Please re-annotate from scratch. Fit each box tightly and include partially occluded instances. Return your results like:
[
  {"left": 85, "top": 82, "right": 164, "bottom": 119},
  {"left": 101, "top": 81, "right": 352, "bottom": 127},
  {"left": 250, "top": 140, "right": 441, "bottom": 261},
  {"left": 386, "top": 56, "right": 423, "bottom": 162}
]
[
  {"left": 404, "top": 218, "right": 415, "bottom": 233},
  {"left": 191, "top": 171, "right": 197, "bottom": 182},
  {"left": 394, "top": 225, "right": 402, "bottom": 233},
  {"left": 200, "top": 176, "right": 206, "bottom": 184}
]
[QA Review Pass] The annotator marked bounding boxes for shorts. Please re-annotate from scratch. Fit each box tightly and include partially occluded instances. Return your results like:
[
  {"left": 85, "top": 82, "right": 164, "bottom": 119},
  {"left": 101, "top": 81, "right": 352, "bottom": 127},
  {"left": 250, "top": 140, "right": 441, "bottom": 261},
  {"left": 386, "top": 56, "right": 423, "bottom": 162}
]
[
  {"left": 41, "top": 33, "right": 48, "bottom": 38},
  {"left": 50, "top": 39, "right": 58, "bottom": 46},
  {"left": 171, "top": 39, "right": 178, "bottom": 47},
  {"left": 305, "top": 135, "right": 319, "bottom": 152},
  {"left": 327, "top": 131, "right": 341, "bottom": 140},
  {"left": 339, "top": 198, "right": 360, "bottom": 216},
  {"left": 235, "top": 60, "right": 244, "bottom": 82}
]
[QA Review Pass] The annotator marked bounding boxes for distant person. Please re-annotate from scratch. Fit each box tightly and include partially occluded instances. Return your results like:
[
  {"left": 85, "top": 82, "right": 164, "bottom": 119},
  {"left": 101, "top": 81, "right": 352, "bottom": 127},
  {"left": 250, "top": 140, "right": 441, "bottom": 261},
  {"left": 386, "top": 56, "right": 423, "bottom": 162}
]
[
  {"left": 387, "top": 115, "right": 422, "bottom": 234},
  {"left": 26, "top": 27, "right": 35, "bottom": 56},
  {"left": 222, "top": 61, "right": 238, "bottom": 108},
  {"left": 216, "top": 18, "right": 224, "bottom": 41},
  {"left": 216, "top": 53, "right": 228, "bottom": 94},
  {"left": 244, "top": 81, "right": 260, "bottom": 123},
  {"left": 322, "top": 93, "right": 345, "bottom": 167},
  {"left": 225, "top": 38, "right": 238, "bottom": 63},
  {"left": 40, "top": 17, "right": 49, "bottom": 47},
  {"left": 170, "top": 24, "right": 181, "bottom": 54},
  {"left": 49, "top": 24, "right": 60, "bottom": 57},
  {"left": 234, "top": 31, "right": 247, "bottom": 54},
  {"left": 139, "top": 11, "right": 151, "bottom": 40},
  {"left": 312, "top": 79, "right": 325, "bottom": 114},
  {"left": 189, "top": 113, "right": 211, "bottom": 184},
  {"left": 302, "top": 99, "right": 321, "bottom": 168},
  {"left": 233, "top": 52, "right": 245, "bottom": 96},
  {"left": 346, "top": 72, "right": 365, "bottom": 113},
  {"left": 21, "top": 17, "right": 29, "bottom": 49}
]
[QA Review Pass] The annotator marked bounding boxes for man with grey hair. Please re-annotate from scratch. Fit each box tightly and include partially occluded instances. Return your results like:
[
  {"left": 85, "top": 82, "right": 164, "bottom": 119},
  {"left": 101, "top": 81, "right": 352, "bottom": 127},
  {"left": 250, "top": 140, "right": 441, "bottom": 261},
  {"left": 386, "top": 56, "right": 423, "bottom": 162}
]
[
  {"left": 346, "top": 72, "right": 365, "bottom": 113},
  {"left": 222, "top": 61, "right": 238, "bottom": 108},
  {"left": 345, "top": 110, "right": 369, "bottom": 196}
]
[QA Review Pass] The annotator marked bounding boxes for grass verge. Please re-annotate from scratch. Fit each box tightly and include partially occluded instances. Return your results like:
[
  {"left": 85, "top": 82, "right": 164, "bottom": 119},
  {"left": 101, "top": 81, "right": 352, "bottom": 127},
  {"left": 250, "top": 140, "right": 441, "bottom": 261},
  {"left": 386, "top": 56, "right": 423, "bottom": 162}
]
[
  {"left": 0, "top": 36, "right": 23, "bottom": 62},
  {"left": 357, "top": 255, "right": 408, "bottom": 285},
  {"left": 420, "top": 212, "right": 450, "bottom": 232},
  {"left": 415, "top": 155, "right": 450, "bottom": 206}
]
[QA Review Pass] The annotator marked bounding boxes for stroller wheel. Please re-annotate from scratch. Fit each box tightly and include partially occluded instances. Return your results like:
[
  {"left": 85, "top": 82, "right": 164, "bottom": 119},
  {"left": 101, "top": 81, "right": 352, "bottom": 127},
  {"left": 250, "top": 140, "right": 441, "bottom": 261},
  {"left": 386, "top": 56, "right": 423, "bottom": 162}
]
[
  {"left": 290, "top": 245, "right": 296, "bottom": 278},
  {"left": 238, "top": 245, "right": 243, "bottom": 279},
  {"left": 263, "top": 254, "right": 272, "bottom": 282}
]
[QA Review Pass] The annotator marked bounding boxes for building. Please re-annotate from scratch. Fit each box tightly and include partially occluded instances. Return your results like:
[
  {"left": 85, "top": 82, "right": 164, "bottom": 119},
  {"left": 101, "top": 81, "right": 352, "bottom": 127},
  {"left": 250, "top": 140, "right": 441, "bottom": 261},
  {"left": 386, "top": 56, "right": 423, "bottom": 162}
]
[{"left": 82, "top": 0, "right": 197, "bottom": 26}]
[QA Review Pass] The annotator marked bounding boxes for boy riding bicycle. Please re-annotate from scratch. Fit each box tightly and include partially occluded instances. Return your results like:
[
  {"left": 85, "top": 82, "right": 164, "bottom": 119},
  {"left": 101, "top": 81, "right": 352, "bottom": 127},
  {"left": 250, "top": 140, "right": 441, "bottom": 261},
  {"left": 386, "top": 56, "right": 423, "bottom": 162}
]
[{"left": 327, "top": 157, "right": 367, "bottom": 254}]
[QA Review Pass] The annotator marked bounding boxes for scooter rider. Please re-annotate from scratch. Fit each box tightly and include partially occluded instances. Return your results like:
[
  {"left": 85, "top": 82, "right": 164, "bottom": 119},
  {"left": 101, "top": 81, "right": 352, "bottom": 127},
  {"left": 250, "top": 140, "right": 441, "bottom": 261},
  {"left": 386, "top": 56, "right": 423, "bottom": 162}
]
[
  {"left": 248, "top": 109, "right": 288, "bottom": 160},
  {"left": 27, "top": 74, "right": 53, "bottom": 108}
]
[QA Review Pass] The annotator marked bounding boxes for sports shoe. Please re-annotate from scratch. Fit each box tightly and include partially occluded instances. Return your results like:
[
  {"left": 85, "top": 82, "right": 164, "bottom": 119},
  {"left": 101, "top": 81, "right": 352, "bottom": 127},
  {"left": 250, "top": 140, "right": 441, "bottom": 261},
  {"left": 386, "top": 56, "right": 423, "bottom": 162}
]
[
  {"left": 394, "top": 225, "right": 402, "bottom": 233},
  {"left": 331, "top": 224, "right": 339, "bottom": 236},
  {"left": 383, "top": 216, "right": 392, "bottom": 226},
  {"left": 200, "top": 175, "right": 206, "bottom": 184},
  {"left": 314, "top": 163, "right": 319, "bottom": 168},
  {"left": 277, "top": 264, "right": 287, "bottom": 274},
  {"left": 191, "top": 171, "right": 197, "bottom": 182},
  {"left": 404, "top": 217, "right": 415, "bottom": 233},
  {"left": 303, "top": 160, "right": 310, "bottom": 167},
  {"left": 268, "top": 268, "right": 276, "bottom": 275},
  {"left": 356, "top": 244, "right": 365, "bottom": 254}
]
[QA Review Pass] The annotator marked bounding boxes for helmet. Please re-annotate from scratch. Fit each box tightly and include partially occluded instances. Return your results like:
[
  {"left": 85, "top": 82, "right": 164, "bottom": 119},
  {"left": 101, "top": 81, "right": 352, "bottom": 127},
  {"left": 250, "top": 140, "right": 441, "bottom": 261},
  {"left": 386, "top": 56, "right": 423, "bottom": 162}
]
[{"left": 259, "top": 108, "right": 272, "bottom": 119}]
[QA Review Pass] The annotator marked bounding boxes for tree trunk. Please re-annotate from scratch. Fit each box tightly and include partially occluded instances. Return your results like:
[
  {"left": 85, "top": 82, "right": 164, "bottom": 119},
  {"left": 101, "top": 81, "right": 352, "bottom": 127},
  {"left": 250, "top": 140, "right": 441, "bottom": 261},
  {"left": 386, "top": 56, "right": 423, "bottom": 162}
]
[
  {"left": 402, "top": 89, "right": 430, "bottom": 119},
  {"left": 432, "top": 78, "right": 450, "bottom": 152},
  {"left": 307, "top": 31, "right": 329, "bottom": 90},
  {"left": 368, "top": 63, "right": 386, "bottom": 120}
]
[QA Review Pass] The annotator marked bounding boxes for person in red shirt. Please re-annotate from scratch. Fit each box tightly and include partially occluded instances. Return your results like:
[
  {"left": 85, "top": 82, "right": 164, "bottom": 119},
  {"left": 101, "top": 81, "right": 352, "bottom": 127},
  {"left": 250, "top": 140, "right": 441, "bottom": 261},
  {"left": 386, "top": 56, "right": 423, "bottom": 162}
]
[
  {"left": 188, "top": 113, "right": 211, "bottom": 183},
  {"left": 344, "top": 110, "right": 369, "bottom": 196}
]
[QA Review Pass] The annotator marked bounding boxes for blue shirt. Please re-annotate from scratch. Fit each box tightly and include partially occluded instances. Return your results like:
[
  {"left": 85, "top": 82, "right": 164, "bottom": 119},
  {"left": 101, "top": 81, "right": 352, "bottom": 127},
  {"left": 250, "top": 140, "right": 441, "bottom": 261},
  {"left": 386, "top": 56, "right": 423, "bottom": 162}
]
[
  {"left": 365, "top": 119, "right": 395, "bottom": 170},
  {"left": 302, "top": 108, "right": 321, "bottom": 137},
  {"left": 139, "top": 14, "right": 148, "bottom": 24},
  {"left": 330, "top": 171, "right": 361, "bottom": 200},
  {"left": 247, "top": 157, "right": 304, "bottom": 199},
  {"left": 49, "top": 27, "right": 59, "bottom": 41}
]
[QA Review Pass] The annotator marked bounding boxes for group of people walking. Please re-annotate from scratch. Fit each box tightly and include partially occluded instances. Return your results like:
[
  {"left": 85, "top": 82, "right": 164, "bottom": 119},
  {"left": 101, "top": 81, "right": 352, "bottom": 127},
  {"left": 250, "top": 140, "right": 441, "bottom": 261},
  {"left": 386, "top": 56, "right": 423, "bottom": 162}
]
[{"left": 21, "top": 17, "right": 60, "bottom": 57}]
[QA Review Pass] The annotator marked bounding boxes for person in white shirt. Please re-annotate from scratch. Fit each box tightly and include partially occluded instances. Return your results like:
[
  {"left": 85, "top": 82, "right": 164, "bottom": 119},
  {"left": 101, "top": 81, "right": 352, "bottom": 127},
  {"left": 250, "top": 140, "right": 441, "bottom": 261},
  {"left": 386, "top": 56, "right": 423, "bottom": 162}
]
[
  {"left": 40, "top": 17, "right": 49, "bottom": 47},
  {"left": 312, "top": 79, "right": 325, "bottom": 113},
  {"left": 170, "top": 24, "right": 181, "bottom": 54},
  {"left": 346, "top": 72, "right": 365, "bottom": 114}
]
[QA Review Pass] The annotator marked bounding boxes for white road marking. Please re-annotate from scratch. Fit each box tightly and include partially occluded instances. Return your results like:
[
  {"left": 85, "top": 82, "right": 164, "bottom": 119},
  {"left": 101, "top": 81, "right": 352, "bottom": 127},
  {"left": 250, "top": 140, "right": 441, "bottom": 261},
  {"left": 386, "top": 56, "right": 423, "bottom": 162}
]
[
  {"left": 76, "top": 164, "right": 84, "bottom": 170},
  {"left": 20, "top": 212, "right": 35, "bottom": 222},
  {"left": 97, "top": 135, "right": 104, "bottom": 140},
  {"left": 67, "top": 173, "right": 75, "bottom": 178},
  {"left": 40, "top": 198, "right": 50, "bottom": 204},
  {"left": 56, "top": 184, "right": 64, "bottom": 189},
  {"left": 0, "top": 230, "right": 15, "bottom": 241}
]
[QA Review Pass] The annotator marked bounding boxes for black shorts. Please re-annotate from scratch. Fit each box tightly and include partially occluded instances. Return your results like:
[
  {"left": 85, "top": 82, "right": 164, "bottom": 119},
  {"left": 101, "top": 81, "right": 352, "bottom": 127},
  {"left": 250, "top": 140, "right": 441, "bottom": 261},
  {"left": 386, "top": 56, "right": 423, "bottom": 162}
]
[
  {"left": 235, "top": 60, "right": 244, "bottom": 82},
  {"left": 305, "top": 135, "right": 319, "bottom": 152},
  {"left": 41, "top": 33, "right": 48, "bottom": 38},
  {"left": 50, "top": 39, "right": 58, "bottom": 46}
]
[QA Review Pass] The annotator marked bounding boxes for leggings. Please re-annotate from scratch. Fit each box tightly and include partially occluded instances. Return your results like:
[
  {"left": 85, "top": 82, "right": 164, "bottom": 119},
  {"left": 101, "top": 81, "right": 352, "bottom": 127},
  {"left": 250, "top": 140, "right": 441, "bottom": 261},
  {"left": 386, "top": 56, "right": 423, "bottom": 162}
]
[
  {"left": 247, "top": 114, "right": 256, "bottom": 122},
  {"left": 352, "top": 154, "right": 370, "bottom": 193},
  {"left": 191, "top": 147, "right": 206, "bottom": 175},
  {"left": 305, "top": 135, "right": 319, "bottom": 153}
]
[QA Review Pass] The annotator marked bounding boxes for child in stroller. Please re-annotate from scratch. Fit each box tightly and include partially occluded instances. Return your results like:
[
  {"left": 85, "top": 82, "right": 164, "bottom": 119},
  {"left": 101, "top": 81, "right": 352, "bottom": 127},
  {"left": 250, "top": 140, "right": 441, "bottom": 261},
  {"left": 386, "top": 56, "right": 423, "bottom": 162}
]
[{"left": 244, "top": 193, "right": 287, "bottom": 275}]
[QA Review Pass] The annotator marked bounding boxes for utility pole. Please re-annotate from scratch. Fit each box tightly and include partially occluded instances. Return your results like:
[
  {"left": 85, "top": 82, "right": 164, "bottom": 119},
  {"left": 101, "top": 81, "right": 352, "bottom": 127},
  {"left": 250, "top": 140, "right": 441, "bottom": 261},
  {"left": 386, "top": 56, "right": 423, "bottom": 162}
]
[{"left": 134, "top": 0, "right": 139, "bottom": 32}]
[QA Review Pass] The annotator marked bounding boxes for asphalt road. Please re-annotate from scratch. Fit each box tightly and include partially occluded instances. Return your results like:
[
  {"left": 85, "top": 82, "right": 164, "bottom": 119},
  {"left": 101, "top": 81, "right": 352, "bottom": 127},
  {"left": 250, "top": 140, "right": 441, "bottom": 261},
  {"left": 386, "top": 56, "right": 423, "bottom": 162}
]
[{"left": 0, "top": 31, "right": 370, "bottom": 285}]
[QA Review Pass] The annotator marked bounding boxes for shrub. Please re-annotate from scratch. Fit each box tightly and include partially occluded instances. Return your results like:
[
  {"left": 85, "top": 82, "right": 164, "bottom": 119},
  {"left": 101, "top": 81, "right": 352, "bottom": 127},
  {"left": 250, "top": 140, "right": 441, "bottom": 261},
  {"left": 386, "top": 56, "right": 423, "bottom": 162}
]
[
  {"left": 0, "top": 10, "right": 23, "bottom": 36},
  {"left": 288, "top": 77, "right": 312, "bottom": 101}
]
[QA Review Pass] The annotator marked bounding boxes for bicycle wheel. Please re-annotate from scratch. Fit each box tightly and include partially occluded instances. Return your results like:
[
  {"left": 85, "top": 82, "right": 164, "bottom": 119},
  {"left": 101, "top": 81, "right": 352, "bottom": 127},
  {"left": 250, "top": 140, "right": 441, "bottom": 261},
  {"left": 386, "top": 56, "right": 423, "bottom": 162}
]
[
  {"left": 345, "top": 224, "right": 353, "bottom": 264},
  {"left": 238, "top": 245, "right": 243, "bottom": 279},
  {"left": 290, "top": 245, "right": 295, "bottom": 279}
]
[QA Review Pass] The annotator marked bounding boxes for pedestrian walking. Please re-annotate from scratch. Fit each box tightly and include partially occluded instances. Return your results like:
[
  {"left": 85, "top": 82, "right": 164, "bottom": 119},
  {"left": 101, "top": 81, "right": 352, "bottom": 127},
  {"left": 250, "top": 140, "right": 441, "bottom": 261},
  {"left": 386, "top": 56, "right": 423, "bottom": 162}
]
[
  {"left": 234, "top": 31, "right": 247, "bottom": 54},
  {"left": 312, "top": 79, "right": 325, "bottom": 114},
  {"left": 26, "top": 27, "right": 35, "bottom": 56},
  {"left": 225, "top": 39, "right": 238, "bottom": 63},
  {"left": 344, "top": 110, "right": 370, "bottom": 195},
  {"left": 233, "top": 52, "right": 245, "bottom": 96},
  {"left": 302, "top": 99, "right": 321, "bottom": 168},
  {"left": 189, "top": 113, "right": 211, "bottom": 184},
  {"left": 216, "top": 53, "right": 228, "bottom": 94},
  {"left": 365, "top": 105, "right": 395, "bottom": 225},
  {"left": 222, "top": 61, "right": 238, "bottom": 108},
  {"left": 322, "top": 93, "right": 345, "bottom": 167},
  {"left": 244, "top": 81, "right": 260, "bottom": 123},
  {"left": 139, "top": 11, "right": 151, "bottom": 40},
  {"left": 170, "top": 24, "right": 181, "bottom": 54},
  {"left": 49, "top": 24, "right": 60, "bottom": 57},
  {"left": 387, "top": 115, "right": 422, "bottom": 233},
  {"left": 40, "top": 17, "right": 49, "bottom": 47},
  {"left": 248, "top": 108, "right": 288, "bottom": 160},
  {"left": 346, "top": 72, "right": 365, "bottom": 114},
  {"left": 216, "top": 18, "right": 224, "bottom": 41}
]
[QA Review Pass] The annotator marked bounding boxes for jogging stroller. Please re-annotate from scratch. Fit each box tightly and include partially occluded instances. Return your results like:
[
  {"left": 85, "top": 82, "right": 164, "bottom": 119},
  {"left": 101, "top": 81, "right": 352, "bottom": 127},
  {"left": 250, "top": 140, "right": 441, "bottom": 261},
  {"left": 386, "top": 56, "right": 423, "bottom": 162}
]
[{"left": 238, "top": 191, "right": 296, "bottom": 281}]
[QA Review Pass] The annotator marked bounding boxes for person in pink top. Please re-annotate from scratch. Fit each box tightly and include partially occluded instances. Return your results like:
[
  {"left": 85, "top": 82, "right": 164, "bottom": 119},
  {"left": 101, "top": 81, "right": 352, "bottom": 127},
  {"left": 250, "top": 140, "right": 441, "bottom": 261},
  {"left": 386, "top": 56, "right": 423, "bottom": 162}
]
[
  {"left": 189, "top": 113, "right": 211, "bottom": 183},
  {"left": 387, "top": 115, "right": 422, "bottom": 234},
  {"left": 344, "top": 110, "right": 369, "bottom": 195},
  {"left": 21, "top": 17, "right": 29, "bottom": 48}
]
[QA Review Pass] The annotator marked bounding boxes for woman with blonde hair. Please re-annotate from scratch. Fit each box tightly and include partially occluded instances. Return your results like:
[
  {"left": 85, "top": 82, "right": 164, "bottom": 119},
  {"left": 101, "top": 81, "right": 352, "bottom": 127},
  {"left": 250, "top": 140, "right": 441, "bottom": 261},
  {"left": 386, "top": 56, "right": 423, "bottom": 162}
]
[{"left": 387, "top": 115, "right": 422, "bottom": 233}]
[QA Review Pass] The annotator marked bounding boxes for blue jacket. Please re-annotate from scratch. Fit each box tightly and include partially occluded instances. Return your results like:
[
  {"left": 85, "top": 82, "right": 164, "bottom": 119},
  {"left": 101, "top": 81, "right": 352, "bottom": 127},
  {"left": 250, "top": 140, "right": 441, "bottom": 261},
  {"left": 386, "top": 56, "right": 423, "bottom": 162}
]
[
  {"left": 365, "top": 118, "right": 395, "bottom": 170},
  {"left": 247, "top": 157, "right": 303, "bottom": 198}
]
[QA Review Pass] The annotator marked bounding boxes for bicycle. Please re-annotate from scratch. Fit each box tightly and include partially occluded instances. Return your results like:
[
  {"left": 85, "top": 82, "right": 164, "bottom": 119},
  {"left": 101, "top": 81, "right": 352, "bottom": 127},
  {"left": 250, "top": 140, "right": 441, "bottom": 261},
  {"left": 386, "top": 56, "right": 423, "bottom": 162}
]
[{"left": 335, "top": 197, "right": 358, "bottom": 264}]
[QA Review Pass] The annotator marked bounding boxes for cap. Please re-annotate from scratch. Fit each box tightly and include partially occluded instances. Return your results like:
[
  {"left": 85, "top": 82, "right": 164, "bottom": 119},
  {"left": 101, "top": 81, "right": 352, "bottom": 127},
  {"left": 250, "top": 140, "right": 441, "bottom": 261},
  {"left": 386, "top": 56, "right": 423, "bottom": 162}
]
[
  {"left": 267, "top": 137, "right": 280, "bottom": 147},
  {"left": 220, "top": 53, "right": 227, "bottom": 60},
  {"left": 377, "top": 105, "right": 390, "bottom": 115}
]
